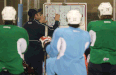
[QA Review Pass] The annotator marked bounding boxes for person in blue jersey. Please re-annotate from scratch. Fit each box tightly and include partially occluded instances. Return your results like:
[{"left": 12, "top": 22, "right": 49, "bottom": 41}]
[{"left": 40, "top": 10, "right": 91, "bottom": 75}]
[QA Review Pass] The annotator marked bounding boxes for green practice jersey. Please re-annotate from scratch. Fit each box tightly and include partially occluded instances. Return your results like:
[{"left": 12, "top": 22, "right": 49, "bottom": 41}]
[
  {"left": 0, "top": 25, "right": 29, "bottom": 74},
  {"left": 87, "top": 19, "right": 116, "bottom": 65}
]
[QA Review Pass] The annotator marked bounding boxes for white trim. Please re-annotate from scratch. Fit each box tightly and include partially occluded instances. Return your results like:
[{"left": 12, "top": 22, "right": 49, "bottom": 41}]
[
  {"left": 34, "top": 19, "right": 54, "bottom": 30},
  {"left": 89, "top": 30, "right": 96, "bottom": 46},
  {"left": 85, "top": 42, "right": 89, "bottom": 50},
  {"left": 17, "top": 38, "right": 27, "bottom": 59},
  {"left": 57, "top": 37, "right": 66, "bottom": 59},
  {"left": 87, "top": 54, "right": 90, "bottom": 63}
]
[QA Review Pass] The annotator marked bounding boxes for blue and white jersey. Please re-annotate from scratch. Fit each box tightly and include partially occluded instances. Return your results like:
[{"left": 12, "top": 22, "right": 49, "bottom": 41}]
[{"left": 46, "top": 26, "right": 91, "bottom": 75}]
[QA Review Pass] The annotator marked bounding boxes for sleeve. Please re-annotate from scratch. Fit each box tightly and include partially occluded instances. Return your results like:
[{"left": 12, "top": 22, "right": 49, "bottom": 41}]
[
  {"left": 87, "top": 22, "right": 92, "bottom": 32},
  {"left": 52, "top": 21, "right": 60, "bottom": 29},
  {"left": 87, "top": 22, "right": 97, "bottom": 47},
  {"left": 47, "top": 21, "right": 60, "bottom": 36},
  {"left": 45, "top": 28, "right": 61, "bottom": 57},
  {"left": 40, "top": 21, "right": 59, "bottom": 36},
  {"left": 21, "top": 29, "right": 29, "bottom": 54},
  {"left": 85, "top": 32, "right": 91, "bottom": 50}
]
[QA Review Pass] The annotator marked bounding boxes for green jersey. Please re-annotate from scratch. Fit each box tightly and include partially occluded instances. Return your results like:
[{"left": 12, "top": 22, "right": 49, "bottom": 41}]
[
  {"left": 0, "top": 25, "right": 29, "bottom": 74},
  {"left": 87, "top": 19, "right": 116, "bottom": 65}
]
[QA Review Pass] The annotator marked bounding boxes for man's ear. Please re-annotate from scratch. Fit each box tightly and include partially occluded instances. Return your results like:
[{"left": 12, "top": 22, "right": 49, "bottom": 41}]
[
  {"left": 34, "top": 14, "right": 37, "bottom": 19},
  {"left": 34, "top": 14, "right": 37, "bottom": 17}
]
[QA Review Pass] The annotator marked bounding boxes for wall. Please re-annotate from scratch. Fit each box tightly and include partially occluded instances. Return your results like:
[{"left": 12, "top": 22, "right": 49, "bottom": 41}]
[
  {"left": 39, "top": 0, "right": 113, "bottom": 23},
  {"left": 0, "top": 0, "right": 113, "bottom": 25}
]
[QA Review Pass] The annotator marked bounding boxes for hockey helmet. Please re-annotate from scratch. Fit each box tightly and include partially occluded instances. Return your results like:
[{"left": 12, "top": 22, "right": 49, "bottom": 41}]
[
  {"left": 98, "top": 2, "right": 112, "bottom": 16},
  {"left": 67, "top": 10, "right": 82, "bottom": 24},
  {"left": 1, "top": 6, "right": 16, "bottom": 20}
]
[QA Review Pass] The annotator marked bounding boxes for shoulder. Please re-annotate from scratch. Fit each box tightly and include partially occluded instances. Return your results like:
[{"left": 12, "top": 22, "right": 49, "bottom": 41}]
[
  {"left": 53, "top": 28, "right": 65, "bottom": 35},
  {"left": 54, "top": 28, "right": 65, "bottom": 32},
  {"left": 112, "top": 20, "right": 116, "bottom": 23},
  {"left": 23, "top": 21, "right": 30, "bottom": 27},
  {"left": 16, "top": 26, "right": 28, "bottom": 33},
  {"left": 88, "top": 20, "right": 99, "bottom": 25},
  {"left": 83, "top": 31, "right": 90, "bottom": 41},
  {"left": 85, "top": 31, "right": 90, "bottom": 36},
  {"left": 81, "top": 30, "right": 90, "bottom": 37}
]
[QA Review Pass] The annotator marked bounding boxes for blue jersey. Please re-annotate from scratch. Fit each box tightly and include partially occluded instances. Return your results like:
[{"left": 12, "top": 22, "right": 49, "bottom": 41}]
[{"left": 46, "top": 27, "right": 90, "bottom": 75}]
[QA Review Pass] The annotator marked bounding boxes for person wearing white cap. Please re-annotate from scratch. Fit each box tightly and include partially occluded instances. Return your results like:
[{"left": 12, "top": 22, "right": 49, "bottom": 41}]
[
  {"left": 0, "top": 6, "right": 29, "bottom": 75},
  {"left": 87, "top": 2, "right": 116, "bottom": 75},
  {"left": 40, "top": 10, "right": 91, "bottom": 75}
]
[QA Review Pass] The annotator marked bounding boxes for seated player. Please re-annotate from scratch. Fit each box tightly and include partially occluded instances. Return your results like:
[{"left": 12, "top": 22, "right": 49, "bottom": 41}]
[
  {"left": 40, "top": 10, "right": 91, "bottom": 75},
  {"left": 0, "top": 6, "right": 29, "bottom": 75}
]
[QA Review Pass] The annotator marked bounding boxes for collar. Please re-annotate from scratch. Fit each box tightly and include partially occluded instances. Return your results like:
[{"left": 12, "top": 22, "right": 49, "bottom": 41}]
[
  {"left": 69, "top": 26, "right": 81, "bottom": 30},
  {"left": 101, "top": 19, "right": 113, "bottom": 21}
]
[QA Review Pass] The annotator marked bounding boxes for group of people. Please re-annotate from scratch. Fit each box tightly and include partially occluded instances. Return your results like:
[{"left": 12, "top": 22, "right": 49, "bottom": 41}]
[{"left": 0, "top": 1, "right": 116, "bottom": 75}]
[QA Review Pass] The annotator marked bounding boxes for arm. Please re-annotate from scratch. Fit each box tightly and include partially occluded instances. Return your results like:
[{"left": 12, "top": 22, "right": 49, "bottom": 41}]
[
  {"left": 85, "top": 32, "right": 91, "bottom": 50},
  {"left": 87, "top": 22, "right": 96, "bottom": 47},
  {"left": 47, "top": 21, "right": 60, "bottom": 36},
  {"left": 39, "top": 14, "right": 60, "bottom": 36},
  {"left": 87, "top": 22, "right": 92, "bottom": 32},
  {"left": 44, "top": 28, "right": 61, "bottom": 57},
  {"left": 21, "top": 28, "right": 29, "bottom": 54}
]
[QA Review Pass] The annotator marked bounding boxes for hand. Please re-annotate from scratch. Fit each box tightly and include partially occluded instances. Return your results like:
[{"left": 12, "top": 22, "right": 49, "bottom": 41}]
[
  {"left": 55, "top": 14, "right": 60, "bottom": 21},
  {"left": 39, "top": 14, "right": 47, "bottom": 23},
  {"left": 39, "top": 36, "right": 52, "bottom": 48}
]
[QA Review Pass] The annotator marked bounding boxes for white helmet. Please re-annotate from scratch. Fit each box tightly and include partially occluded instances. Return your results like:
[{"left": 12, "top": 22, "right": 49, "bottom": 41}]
[
  {"left": 1, "top": 6, "right": 16, "bottom": 20},
  {"left": 67, "top": 10, "right": 82, "bottom": 24},
  {"left": 98, "top": 2, "right": 112, "bottom": 16}
]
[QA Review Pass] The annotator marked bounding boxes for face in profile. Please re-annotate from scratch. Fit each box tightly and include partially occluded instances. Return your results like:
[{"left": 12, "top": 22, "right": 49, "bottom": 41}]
[{"left": 35, "top": 12, "right": 42, "bottom": 20}]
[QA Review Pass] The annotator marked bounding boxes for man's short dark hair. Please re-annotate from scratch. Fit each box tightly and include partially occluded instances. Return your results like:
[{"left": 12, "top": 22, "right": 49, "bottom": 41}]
[
  {"left": 28, "top": 9, "right": 38, "bottom": 18},
  {"left": 28, "top": 8, "right": 43, "bottom": 20},
  {"left": 68, "top": 24, "right": 80, "bottom": 28},
  {"left": 100, "top": 15, "right": 113, "bottom": 20},
  {"left": 98, "top": 10, "right": 113, "bottom": 20},
  {"left": 4, "top": 20, "right": 15, "bottom": 25}
]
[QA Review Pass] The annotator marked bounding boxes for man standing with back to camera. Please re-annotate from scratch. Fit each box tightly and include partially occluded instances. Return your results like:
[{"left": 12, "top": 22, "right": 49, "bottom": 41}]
[
  {"left": 40, "top": 10, "right": 91, "bottom": 75},
  {"left": 0, "top": 6, "right": 29, "bottom": 75},
  {"left": 23, "top": 8, "right": 60, "bottom": 75},
  {"left": 88, "top": 2, "right": 116, "bottom": 75}
]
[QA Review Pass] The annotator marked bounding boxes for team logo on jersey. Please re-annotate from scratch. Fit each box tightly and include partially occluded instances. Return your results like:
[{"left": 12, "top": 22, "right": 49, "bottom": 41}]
[
  {"left": 73, "top": 30, "right": 80, "bottom": 32},
  {"left": 28, "top": 22, "right": 32, "bottom": 24},
  {"left": 103, "top": 57, "right": 109, "bottom": 61},
  {"left": 3, "top": 26, "right": 11, "bottom": 29},
  {"left": 104, "top": 21, "right": 111, "bottom": 23}
]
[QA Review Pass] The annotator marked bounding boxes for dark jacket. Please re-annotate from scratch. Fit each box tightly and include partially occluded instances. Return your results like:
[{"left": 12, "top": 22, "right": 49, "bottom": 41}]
[{"left": 23, "top": 19, "right": 59, "bottom": 62}]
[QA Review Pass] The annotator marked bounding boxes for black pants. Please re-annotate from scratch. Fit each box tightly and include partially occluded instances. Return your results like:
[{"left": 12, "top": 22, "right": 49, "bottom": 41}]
[
  {"left": 0, "top": 71, "right": 25, "bottom": 75},
  {"left": 25, "top": 60, "right": 43, "bottom": 75},
  {"left": 88, "top": 62, "right": 116, "bottom": 75}
]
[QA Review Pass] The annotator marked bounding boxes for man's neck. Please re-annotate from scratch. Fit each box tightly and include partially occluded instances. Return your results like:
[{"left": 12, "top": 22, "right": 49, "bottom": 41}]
[{"left": 4, "top": 21, "right": 14, "bottom": 25}]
